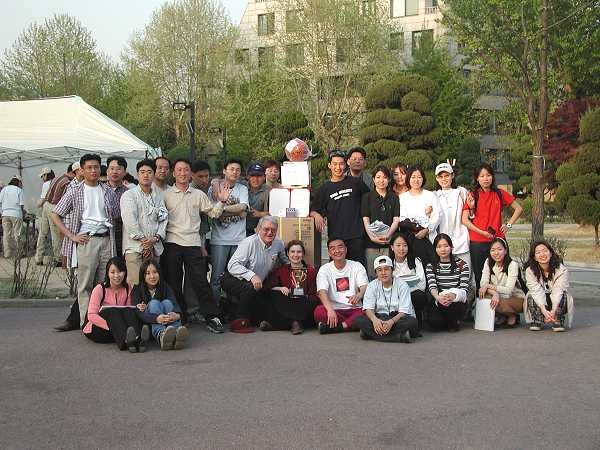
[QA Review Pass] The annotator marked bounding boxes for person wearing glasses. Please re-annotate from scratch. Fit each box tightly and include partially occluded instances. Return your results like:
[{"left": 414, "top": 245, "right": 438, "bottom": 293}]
[
  {"left": 346, "top": 146, "right": 373, "bottom": 189},
  {"left": 361, "top": 165, "right": 401, "bottom": 279},
  {"left": 310, "top": 148, "right": 370, "bottom": 268},
  {"left": 220, "top": 216, "right": 287, "bottom": 333}
]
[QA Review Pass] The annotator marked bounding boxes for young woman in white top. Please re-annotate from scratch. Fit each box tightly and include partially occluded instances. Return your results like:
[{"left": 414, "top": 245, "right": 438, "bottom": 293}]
[
  {"left": 390, "top": 233, "right": 427, "bottom": 330},
  {"left": 478, "top": 238, "right": 525, "bottom": 328},
  {"left": 398, "top": 166, "right": 439, "bottom": 266},
  {"left": 524, "top": 240, "right": 574, "bottom": 332}
]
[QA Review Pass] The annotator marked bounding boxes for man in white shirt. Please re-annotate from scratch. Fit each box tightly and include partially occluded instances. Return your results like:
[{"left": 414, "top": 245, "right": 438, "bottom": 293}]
[
  {"left": 0, "top": 175, "right": 26, "bottom": 258},
  {"left": 35, "top": 167, "right": 56, "bottom": 265},
  {"left": 315, "top": 238, "right": 369, "bottom": 334}
]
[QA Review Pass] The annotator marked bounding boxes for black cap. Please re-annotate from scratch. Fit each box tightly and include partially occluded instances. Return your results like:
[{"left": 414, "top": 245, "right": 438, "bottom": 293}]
[{"left": 247, "top": 162, "right": 266, "bottom": 176}]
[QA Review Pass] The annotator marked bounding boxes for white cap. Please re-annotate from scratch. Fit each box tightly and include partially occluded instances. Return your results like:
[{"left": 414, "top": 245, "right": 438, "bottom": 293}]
[
  {"left": 11, "top": 174, "right": 22, "bottom": 182},
  {"left": 435, "top": 162, "right": 454, "bottom": 175},
  {"left": 373, "top": 255, "right": 393, "bottom": 270},
  {"left": 39, "top": 167, "right": 52, "bottom": 178},
  {"left": 72, "top": 161, "right": 81, "bottom": 171}
]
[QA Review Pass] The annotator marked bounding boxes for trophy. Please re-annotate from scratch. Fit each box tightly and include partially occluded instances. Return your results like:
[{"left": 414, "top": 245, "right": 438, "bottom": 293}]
[{"left": 291, "top": 267, "right": 308, "bottom": 297}]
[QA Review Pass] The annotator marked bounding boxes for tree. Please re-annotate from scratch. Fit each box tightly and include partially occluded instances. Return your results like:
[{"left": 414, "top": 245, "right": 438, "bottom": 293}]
[
  {"left": 270, "top": 0, "right": 402, "bottom": 150},
  {"left": 1, "top": 14, "right": 109, "bottom": 103},
  {"left": 442, "top": 0, "right": 553, "bottom": 240},
  {"left": 555, "top": 108, "right": 600, "bottom": 245},
  {"left": 126, "top": 0, "right": 237, "bottom": 152},
  {"left": 452, "top": 137, "right": 482, "bottom": 187}
]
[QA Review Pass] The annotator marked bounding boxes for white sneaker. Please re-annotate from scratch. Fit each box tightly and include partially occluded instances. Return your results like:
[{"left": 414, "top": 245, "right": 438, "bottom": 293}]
[
  {"left": 174, "top": 326, "right": 189, "bottom": 350},
  {"left": 160, "top": 326, "right": 176, "bottom": 350},
  {"left": 529, "top": 323, "right": 542, "bottom": 331}
]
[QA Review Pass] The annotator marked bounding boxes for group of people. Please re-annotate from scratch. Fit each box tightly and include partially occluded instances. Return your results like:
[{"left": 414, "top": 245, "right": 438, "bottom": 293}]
[{"left": 2, "top": 144, "right": 574, "bottom": 352}]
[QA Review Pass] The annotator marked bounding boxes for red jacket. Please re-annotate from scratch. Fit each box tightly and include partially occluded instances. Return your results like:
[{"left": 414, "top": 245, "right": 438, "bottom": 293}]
[{"left": 264, "top": 264, "right": 318, "bottom": 302}]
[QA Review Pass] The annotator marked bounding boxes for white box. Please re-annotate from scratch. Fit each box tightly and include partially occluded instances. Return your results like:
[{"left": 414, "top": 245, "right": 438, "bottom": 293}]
[
  {"left": 269, "top": 188, "right": 310, "bottom": 218},
  {"left": 281, "top": 161, "right": 310, "bottom": 187},
  {"left": 474, "top": 298, "right": 495, "bottom": 332}
]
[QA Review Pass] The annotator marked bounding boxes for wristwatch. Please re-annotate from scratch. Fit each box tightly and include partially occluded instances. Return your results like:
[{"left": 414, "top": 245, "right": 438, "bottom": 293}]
[{"left": 505, "top": 223, "right": 513, "bottom": 229}]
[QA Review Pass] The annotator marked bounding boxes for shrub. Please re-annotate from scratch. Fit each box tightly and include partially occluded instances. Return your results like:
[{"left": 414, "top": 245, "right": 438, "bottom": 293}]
[
  {"left": 579, "top": 107, "right": 600, "bottom": 143},
  {"left": 365, "top": 139, "right": 407, "bottom": 159},
  {"left": 364, "top": 109, "right": 424, "bottom": 129},
  {"left": 359, "top": 124, "right": 405, "bottom": 145},
  {"left": 401, "top": 91, "right": 431, "bottom": 114},
  {"left": 408, "top": 127, "right": 442, "bottom": 149}
]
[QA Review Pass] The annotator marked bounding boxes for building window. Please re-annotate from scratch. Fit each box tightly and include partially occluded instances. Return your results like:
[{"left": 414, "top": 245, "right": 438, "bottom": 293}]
[
  {"left": 234, "top": 48, "right": 250, "bottom": 65},
  {"left": 258, "top": 13, "right": 275, "bottom": 36},
  {"left": 390, "top": 0, "right": 419, "bottom": 18},
  {"left": 317, "top": 40, "right": 328, "bottom": 59},
  {"left": 286, "top": 44, "right": 304, "bottom": 67},
  {"left": 389, "top": 32, "right": 403, "bottom": 51},
  {"left": 412, "top": 29, "right": 434, "bottom": 55},
  {"left": 336, "top": 38, "right": 350, "bottom": 63},
  {"left": 286, "top": 10, "right": 301, "bottom": 33},
  {"left": 258, "top": 46, "right": 275, "bottom": 67}
]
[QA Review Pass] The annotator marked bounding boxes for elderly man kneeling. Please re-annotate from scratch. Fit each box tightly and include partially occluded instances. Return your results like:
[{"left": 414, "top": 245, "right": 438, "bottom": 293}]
[{"left": 220, "top": 216, "right": 287, "bottom": 333}]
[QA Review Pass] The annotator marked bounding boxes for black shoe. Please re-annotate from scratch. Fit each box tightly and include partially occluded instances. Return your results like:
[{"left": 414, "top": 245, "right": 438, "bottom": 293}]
[
  {"left": 359, "top": 329, "right": 372, "bottom": 340},
  {"left": 259, "top": 320, "right": 273, "bottom": 331},
  {"left": 126, "top": 326, "right": 138, "bottom": 353},
  {"left": 187, "top": 311, "right": 205, "bottom": 325},
  {"left": 206, "top": 317, "right": 225, "bottom": 334},
  {"left": 138, "top": 325, "right": 150, "bottom": 353},
  {"left": 54, "top": 321, "right": 78, "bottom": 332},
  {"left": 399, "top": 330, "right": 411, "bottom": 343},
  {"left": 318, "top": 322, "right": 344, "bottom": 335}
]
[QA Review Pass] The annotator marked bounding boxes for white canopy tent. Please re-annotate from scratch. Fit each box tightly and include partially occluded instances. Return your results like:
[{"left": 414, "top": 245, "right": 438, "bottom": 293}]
[{"left": 0, "top": 96, "right": 159, "bottom": 210}]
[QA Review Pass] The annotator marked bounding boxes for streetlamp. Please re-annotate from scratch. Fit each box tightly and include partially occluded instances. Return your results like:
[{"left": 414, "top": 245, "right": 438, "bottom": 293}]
[{"left": 172, "top": 101, "right": 196, "bottom": 162}]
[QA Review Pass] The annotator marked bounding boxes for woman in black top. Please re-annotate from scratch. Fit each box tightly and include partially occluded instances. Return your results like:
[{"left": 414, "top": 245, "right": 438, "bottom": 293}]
[{"left": 362, "top": 165, "right": 401, "bottom": 279}]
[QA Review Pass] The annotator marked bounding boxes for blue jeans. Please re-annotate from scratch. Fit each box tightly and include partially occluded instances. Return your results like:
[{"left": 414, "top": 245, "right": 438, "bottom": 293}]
[
  {"left": 210, "top": 244, "right": 238, "bottom": 305},
  {"left": 147, "top": 299, "right": 182, "bottom": 341}
]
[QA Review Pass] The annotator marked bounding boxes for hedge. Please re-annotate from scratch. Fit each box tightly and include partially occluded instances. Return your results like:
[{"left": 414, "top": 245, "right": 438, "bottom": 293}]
[
  {"left": 408, "top": 127, "right": 442, "bottom": 149},
  {"left": 359, "top": 124, "right": 406, "bottom": 145},
  {"left": 401, "top": 91, "right": 431, "bottom": 114},
  {"left": 580, "top": 107, "right": 600, "bottom": 143},
  {"left": 365, "top": 139, "right": 408, "bottom": 159}
]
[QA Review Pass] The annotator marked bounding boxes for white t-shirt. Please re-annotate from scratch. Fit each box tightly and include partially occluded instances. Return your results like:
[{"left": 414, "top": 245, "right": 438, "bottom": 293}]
[
  {"left": 392, "top": 258, "right": 426, "bottom": 292},
  {"left": 362, "top": 278, "right": 415, "bottom": 316},
  {"left": 40, "top": 180, "right": 52, "bottom": 199},
  {"left": 435, "top": 187, "right": 470, "bottom": 254},
  {"left": 209, "top": 182, "right": 249, "bottom": 246},
  {"left": 316, "top": 260, "right": 369, "bottom": 310},
  {"left": 79, "top": 184, "right": 109, "bottom": 234},
  {"left": 399, "top": 189, "right": 440, "bottom": 242},
  {"left": 0, "top": 185, "right": 24, "bottom": 218}
]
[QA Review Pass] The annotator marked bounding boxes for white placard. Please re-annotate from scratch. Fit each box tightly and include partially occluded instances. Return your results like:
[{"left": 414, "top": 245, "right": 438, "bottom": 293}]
[
  {"left": 474, "top": 298, "right": 495, "bottom": 332},
  {"left": 289, "top": 188, "right": 310, "bottom": 217},
  {"left": 268, "top": 188, "right": 290, "bottom": 217},
  {"left": 281, "top": 161, "right": 310, "bottom": 187}
]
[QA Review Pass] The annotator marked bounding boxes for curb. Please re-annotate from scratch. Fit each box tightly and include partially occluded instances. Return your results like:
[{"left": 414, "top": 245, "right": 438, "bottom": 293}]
[
  {"left": 0, "top": 298, "right": 72, "bottom": 308},
  {"left": 565, "top": 261, "right": 600, "bottom": 270}
]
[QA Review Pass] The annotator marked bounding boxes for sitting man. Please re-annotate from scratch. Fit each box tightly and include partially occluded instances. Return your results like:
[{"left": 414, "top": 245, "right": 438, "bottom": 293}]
[
  {"left": 315, "top": 238, "right": 368, "bottom": 334},
  {"left": 354, "top": 255, "right": 419, "bottom": 343},
  {"left": 220, "top": 216, "right": 287, "bottom": 333}
]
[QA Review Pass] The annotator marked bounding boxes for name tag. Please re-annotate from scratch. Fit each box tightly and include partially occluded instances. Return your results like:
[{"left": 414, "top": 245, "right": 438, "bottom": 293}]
[{"left": 293, "top": 287, "right": 304, "bottom": 296}]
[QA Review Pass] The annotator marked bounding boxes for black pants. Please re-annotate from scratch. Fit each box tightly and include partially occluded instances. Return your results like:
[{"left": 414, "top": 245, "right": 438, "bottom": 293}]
[
  {"left": 410, "top": 235, "right": 435, "bottom": 267},
  {"left": 84, "top": 308, "right": 142, "bottom": 350},
  {"left": 354, "top": 313, "right": 419, "bottom": 342},
  {"left": 258, "top": 291, "right": 320, "bottom": 330},
  {"left": 344, "top": 237, "right": 366, "bottom": 268},
  {"left": 411, "top": 290, "right": 429, "bottom": 329},
  {"left": 220, "top": 272, "right": 266, "bottom": 323},
  {"left": 470, "top": 241, "right": 492, "bottom": 291},
  {"left": 161, "top": 242, "right": 218, "bottom": 319},
  {"left": 65, "top": 299, "right": 80, "bottom": 328},
  {"left": 428, "top": 302, "right": 466, "bottom": 331}
]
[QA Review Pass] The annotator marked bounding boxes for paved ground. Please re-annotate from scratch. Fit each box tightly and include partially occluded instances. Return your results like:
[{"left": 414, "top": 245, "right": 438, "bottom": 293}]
[{"left": 1, "top": 307, "right": 599, "bottom": 450}]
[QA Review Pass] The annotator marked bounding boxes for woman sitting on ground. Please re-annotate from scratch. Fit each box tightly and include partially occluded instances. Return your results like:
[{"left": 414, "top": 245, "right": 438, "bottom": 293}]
[
  {"left": 83, "top": 257, "right": 150, "bottom": 353},
  {"left": 354, "top": 255, "right": 419, "bottom": 343},
  {"left": 524, "top": 240, "right": 574, "bottom": 332},
  {"left": 261, "top": 240, "right": 320, "bottom": 335},
  {"left": 132, "top": 260, "right": 189, "bottom": 350},
  {"left": 478, "top": 237, "right": 525, "bottom": 328},
  {"left": 390, "top": 233, "right": 428, "bottom": 329},
  {"left": 426, "top": 234, "right": 470, "bottom": 332}
]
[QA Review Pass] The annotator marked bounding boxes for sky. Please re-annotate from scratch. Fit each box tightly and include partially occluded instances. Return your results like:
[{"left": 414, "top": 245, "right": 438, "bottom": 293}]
[{"left": 0, "top": 0, "right": 248, "bottom": 60}]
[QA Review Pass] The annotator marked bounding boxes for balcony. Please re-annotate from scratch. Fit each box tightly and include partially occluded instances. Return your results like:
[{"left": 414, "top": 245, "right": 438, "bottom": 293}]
[{"left": 425, "top": 6, "right": 439, "bottom": 14}]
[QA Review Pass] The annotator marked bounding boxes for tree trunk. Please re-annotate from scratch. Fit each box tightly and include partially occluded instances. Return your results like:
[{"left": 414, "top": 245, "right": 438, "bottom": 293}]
[
  {"left": 595, "top": 224, "right": 599, "bottom": 247},
  {"left": 531, "top": 131, "right": 545, "bottom": 241}
]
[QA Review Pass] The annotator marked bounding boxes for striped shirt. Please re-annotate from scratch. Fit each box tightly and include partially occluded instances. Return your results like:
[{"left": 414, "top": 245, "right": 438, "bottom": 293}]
[{"left": 426, "top": 258, "right": 470, "bottom": 296}]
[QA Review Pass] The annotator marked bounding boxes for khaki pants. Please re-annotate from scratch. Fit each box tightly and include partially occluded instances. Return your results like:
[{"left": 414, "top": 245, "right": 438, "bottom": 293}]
[
  {"left": 35, "top": 202, "right": 62, "bottom": 263},
  {"left": 2, "top": 216, "right": 23, "bottom": 258},
  {"left": 365, "top": 247, "right": 388, "bottom": 280},
  {"left": 76, "top": 235, "right": 112, "bottom": 326},
  {"left": 496, "top": 295, "right": 525, "bottom": 315},
  {"left": 125, "top": 252, "right": 144, "bottom": 286}
]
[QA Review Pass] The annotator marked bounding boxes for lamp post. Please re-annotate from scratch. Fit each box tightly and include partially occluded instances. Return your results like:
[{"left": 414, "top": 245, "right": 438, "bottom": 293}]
[{"left": 172, "top": 101, "right": 196, "bottom": 162}]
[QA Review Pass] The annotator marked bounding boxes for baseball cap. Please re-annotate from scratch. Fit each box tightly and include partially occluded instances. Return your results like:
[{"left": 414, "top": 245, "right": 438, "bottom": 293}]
[
  {"left": 229, "top": 318, "right": 256, "bottom": 334},
  {"left": 11, "top": 174, "right": 22, "bottom": 182},
  {"left": 247, "top": 162, "right": 265, "bottom": 176},
  {"left": 373, "top": 255, "right": 393, "bottom": 270},
  {"left": 39, "top": 167, "right": 52, "bottom": 178},
  {"left": 435, "top": 162, "right": 454, "bottom": 175},
  {"left": 72, "top": 161, "right": 81, "bottom": 171}
]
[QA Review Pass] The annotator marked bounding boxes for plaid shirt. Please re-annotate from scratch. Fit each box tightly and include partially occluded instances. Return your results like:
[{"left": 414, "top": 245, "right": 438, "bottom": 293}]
[{"left": 54, "top": 182, "right": 120, "bottom": 259}]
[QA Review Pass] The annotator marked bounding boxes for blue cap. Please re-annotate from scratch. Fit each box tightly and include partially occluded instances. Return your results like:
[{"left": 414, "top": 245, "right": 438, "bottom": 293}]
[{"left": 247, "top": 162, "right": 265, "bottom": 176}]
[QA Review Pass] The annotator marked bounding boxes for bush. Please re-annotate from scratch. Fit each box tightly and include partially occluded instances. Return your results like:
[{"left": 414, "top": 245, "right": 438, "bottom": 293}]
[
  {"left": 365, "top": 82, "right": 400, "bottom": 110},
  {"left": 166, "top": 144, "right": 196, "bottom": 162},
  {"left": 579, "top": 107, "right": 600, "bottom": 143},
  {"left": 404, "top": 149, "right": 434, "bottom": 169},
  {"left": 365, "top": 139, "right": 407, "bottom": 159},
  {"left": 364, "top": 109, "right": 424, "bottom": 129},
  {"left": 401, "top": 91, "right": 431, "bottom": 114},
  {"left": 408, "top": 127, "right": 442, "bottom": 149},
  {"left": 359, "top": 124, "right": 405, "bottom": 145},
  {"left": 390, "top": 74, "right": 437, "bottom": 100}
]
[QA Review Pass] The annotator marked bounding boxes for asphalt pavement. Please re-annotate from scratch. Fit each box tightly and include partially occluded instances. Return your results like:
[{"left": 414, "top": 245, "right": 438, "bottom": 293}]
[{"left": 1, "top": 307, "right": 599, "bottom": 450}]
